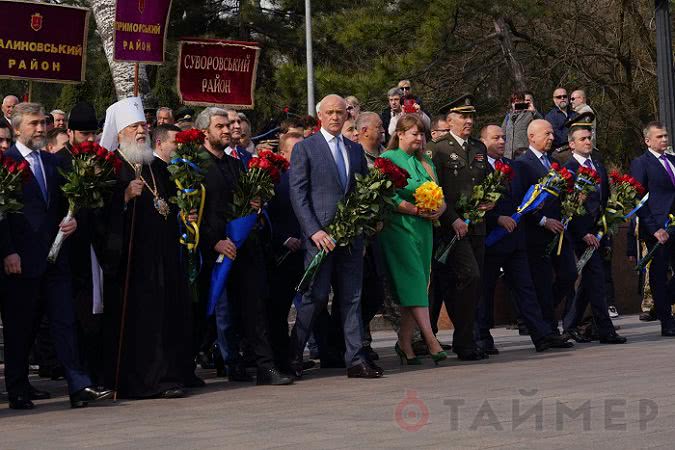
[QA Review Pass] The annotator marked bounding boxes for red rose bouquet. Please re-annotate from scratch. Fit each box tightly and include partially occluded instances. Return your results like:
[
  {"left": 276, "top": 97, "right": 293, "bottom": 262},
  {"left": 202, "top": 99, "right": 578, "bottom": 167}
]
[
  {"left": 295, "top": 157, "right": 410, "bottom": 293},
  {"left": 48, "top": 142, "right": 120, "bottom": 263},
  {"left": 167, "top": 129, "right": 211, "bottom": 288},
  {"left": 435, "top": 159, "right": 512, "bottom": 263},
  {"left": 207, "top": 150, "right": 290, "bottom": 316},
  {"left": 576, "top": 170, "right": 648, "bottom": 272},
  {"left": 551, "top": 164, "right": 601, "bottom": 256},
  {"left": 0, "top": 153, "right": 29, "bottom": 219}
]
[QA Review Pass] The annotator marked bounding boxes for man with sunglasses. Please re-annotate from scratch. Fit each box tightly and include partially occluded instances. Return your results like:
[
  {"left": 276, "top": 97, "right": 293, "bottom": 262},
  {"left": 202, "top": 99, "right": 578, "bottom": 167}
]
[{"left": 544, "top": 88, "right": 577, "bottom": 160}]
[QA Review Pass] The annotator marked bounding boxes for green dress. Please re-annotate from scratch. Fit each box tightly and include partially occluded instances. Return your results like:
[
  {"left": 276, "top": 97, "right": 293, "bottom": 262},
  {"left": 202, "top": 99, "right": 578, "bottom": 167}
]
[{"left": 379, "top": 148, "right": 438, "bottom": 307}]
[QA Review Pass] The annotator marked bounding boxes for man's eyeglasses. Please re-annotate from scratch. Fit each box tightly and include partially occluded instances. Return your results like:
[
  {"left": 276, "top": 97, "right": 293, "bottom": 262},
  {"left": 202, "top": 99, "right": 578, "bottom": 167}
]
[{"left": 554, "top": 95, "right": 567, "bottom": 99}]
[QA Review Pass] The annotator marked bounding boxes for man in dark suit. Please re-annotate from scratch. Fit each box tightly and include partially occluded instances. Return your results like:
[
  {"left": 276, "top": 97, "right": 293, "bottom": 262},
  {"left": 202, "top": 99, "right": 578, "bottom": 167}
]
[
  {"left": 427, "top": 94, "right": 490, "bottom": 361},
  {"left": 511, "top": 119, "right": 577, "bottom": 335},
  {"left": 0, "top": 102, "right": 112, "bottom": 409},
  {"left": 630, "top": 121, "right": 675, "bottom": 336},
  {"left": 198, "top": 107, "right": 292, "bottom": 385},
  {"left": 562, "top": 116, "right": 625, "bottom": 344},
  {"left": 289, "top": 94, "right": 382, "bottom": 379},
  {"left": 479, "top": 125, "right": 574, "bottom": 352},
  {"left": 0, "top": 94, "right": 18, "bottom": 131},
  {"left": 266, "top": 131, "right": 306, "bottom": 370}
]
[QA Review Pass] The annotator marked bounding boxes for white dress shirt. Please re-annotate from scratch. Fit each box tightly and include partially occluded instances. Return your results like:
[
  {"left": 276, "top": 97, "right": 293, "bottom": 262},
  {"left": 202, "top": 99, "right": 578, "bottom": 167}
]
[
  {"left": 320, "top": 127, "right": 350, "bottom": 176},
  {"left": 572, "top": 153, "right": 595, "bottom": 170},
  {"left": 649, "top": 148, "right": 675, "bottom": 178},
  {"left": 16, "top": 140, "right": 48, "bottom": 190}
]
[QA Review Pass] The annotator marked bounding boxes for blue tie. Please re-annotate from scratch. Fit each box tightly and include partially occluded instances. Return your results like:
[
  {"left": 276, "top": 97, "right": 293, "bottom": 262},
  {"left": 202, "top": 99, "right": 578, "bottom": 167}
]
[
  {"left": 30, "top": 151, "right": 48, "bottom": 203},
  {"left": 333, "top": 137, "right": 348, "bottom": 189},
  {"left": 541, "top": 154, "right": 552, "bottom": 170}
]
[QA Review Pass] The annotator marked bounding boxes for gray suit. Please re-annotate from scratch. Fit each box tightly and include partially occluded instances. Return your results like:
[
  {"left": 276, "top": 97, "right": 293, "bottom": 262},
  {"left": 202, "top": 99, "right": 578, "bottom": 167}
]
[{"left": 289, "top": 131, "right": 369, "bottom": 367}]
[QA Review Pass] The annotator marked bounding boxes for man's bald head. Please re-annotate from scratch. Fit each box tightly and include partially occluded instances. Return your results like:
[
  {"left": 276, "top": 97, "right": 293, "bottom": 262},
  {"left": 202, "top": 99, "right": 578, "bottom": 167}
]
[
  {"left": 527, "top": 119, "right": 554, "bottom": 152},
  {"left": 480, "top": 125, "right": 506, "bottom": 159},
  {"left": 2, "top": 95, "right": 19, "bottom": 118},
  {"left": 318, "top": 94, "right": 348, "bottom": 136}
]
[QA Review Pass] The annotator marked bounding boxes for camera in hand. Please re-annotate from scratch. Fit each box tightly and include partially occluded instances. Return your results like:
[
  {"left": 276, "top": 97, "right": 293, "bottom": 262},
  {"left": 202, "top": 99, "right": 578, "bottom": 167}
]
[{"left": 514, "top": 102, "right": 529, "bottom": 111}]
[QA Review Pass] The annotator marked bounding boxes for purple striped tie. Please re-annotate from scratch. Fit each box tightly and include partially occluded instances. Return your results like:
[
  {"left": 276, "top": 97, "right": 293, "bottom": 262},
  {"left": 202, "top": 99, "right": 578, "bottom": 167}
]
[{"left": 660, "top": 155, "right": 675, "bottom": 186}]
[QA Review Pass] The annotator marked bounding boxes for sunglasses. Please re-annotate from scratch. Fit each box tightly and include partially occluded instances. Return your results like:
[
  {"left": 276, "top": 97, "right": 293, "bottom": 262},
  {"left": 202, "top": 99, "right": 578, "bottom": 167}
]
[
  {"left": 346, "top": 106, "right": 354, "bottom": 111},
  {"left": 554, "top": 95, "right": 568, "bottom": 99},
  {"left": 401, "top": 86, "right": 411, "bottom": 90}
]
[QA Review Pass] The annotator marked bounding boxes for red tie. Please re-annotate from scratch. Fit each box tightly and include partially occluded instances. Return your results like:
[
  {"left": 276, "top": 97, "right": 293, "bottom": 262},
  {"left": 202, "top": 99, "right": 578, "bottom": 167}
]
[{"left": 231, "top": 149, "right": 239, "bottom": 160}]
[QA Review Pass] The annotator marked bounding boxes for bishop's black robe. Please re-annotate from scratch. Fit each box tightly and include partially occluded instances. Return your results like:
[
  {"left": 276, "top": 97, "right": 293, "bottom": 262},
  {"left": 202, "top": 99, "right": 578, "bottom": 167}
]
[{"left": 102, "top": 157, "right": 192, "bottom": 398}]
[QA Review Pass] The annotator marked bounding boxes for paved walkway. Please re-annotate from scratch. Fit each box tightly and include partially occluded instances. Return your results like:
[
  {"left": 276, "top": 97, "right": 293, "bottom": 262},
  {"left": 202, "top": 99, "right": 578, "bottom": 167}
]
[{"left": 1, "top": 315, "right": 674, "bottom": 449}]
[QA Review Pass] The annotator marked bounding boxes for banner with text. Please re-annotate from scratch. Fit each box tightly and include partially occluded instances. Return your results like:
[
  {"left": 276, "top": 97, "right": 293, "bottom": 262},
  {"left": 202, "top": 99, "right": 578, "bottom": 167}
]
[
  {"left": 113, "top": 0, "right": 172, "bottom": 64},
  {"left": 0, "top": 0, "right": 90, "bottom": 83},
  {"left": 178, "top": 39, "right": 261, "bottom": 109}
]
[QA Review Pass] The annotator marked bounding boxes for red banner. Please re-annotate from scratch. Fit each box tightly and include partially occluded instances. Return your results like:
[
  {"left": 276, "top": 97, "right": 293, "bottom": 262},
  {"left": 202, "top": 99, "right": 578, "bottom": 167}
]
[
  {"left": 113, "top": 0, "right": 172, "bottom": 64},
  {"left": 0, "top": 0, "right": 90, "bottom": 83},
  {"left": 177, "top": 39, "right": 261, "bottom": 109}
]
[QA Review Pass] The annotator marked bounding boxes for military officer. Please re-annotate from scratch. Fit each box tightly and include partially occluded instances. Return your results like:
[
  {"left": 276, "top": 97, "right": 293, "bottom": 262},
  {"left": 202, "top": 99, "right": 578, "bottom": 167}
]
[{"left": 427, "top": 95, "right": 491, "bottom": 361}]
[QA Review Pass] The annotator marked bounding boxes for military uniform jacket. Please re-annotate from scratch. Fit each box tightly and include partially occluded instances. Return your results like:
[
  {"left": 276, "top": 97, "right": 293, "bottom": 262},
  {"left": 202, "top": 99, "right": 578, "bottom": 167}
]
[{"left": 428, "top": 132, "right": 488, "bottom": 236}]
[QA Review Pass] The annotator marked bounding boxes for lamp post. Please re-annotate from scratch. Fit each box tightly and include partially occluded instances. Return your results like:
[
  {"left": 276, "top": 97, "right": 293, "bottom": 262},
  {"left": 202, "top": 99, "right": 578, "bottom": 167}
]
[
  {"left": 655, "top": 0, "right": 675, "bottom": 137},
  {"left": 305, "top": 0, "right": 316, "bottom": 117}
]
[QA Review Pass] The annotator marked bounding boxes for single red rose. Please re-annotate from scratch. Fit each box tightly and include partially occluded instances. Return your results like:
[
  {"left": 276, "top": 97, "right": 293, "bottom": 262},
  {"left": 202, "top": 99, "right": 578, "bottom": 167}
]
[
  {"left": 283, "top": 106, "right": 290, "bottom": 113},
  {"left": 16, "top": 160, "right": 29, "bottom": 173},
  {"left": 248, "top": 157, "right": 260, "bottom": 170},
  {"left": 7, "top": 162, "right": 16, "bottom": 174},
  {"left": 96, "top": 147, "right": 107, "bottom": 159},
  {"left": 551, "top": 162, "right": 560, "bottom": 170}
]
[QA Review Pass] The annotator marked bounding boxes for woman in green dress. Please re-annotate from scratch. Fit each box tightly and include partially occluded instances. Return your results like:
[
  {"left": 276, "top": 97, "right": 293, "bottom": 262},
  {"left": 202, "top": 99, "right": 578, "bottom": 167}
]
[{"left": 379, "top": 114, "right": 448, "bottom": 365}]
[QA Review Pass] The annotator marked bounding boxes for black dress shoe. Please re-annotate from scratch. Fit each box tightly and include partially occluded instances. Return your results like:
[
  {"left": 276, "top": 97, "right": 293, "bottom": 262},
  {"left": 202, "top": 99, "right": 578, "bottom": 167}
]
[
  {"left": 366, "top": 360, "right": 384, "bottom": 376},
  {"left": 599, "top": 333, "right": 627, "bottom": 344},
  {"left": 456, "top": 349, "right": 488, "bottom": 361},
  {"left": 256, "top": 367, "right": 294, "bottom": 385},
  {"left": 640, "top": 311, "right": 657, "bottom": 322},
  {"left": 158, "top": 388, "right": 186, "bottom": 399},
  {"left": 563, "top": 329, "right": 591, "bottom": 343},
  {"left": 28, "top": 385, "right": 51, "bottom": 400},
  {"left": 661, "top": 327, "right": 675, "bottom": 337},
  {"left": 346, "top": 362, "right": 383, "bottom": 378},
  {"left": 363, "top": 345, "right": 380, "bottom": 361},
  {"left": 535, "top": 335, "right": 575, "bottom": 352},
  {"left": 228, "top": 363, "right": 254, "bottom": 382},
  {"left": 9, "top": 395, "right": 34, "bottom": 410},
  {"left": 484, "top": 347, "right": 500, "bottom": 355},
  {"left": 69, "top": 386, "right": 113, "bottom": 408},
  {"left": 184, "top": 374, "right": 206, "bottom": 388}
]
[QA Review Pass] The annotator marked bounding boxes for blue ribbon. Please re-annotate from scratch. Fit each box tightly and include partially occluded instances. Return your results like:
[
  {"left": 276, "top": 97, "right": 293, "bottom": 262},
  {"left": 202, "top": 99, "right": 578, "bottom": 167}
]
[
  {"left": 206, "top": 213, "right": 258, "bottom": 317},
  {"left": 485, "top": 183, "right": 556, "bottom": 247},
  {"left": 170, "top": 157, "right": 204, "bottom": 174},
  {"left": 623, "top": 193, "right": 649, "bottom": 220}
]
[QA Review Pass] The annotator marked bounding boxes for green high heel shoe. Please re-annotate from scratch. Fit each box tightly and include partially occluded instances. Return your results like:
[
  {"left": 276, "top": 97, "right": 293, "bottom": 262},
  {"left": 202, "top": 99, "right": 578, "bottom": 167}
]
[
  {"left": 395, "top": 342, "right": 422, "bottom": 365},
  {"left": 431, "top": 350, "right": 448, "bottom": 366}
]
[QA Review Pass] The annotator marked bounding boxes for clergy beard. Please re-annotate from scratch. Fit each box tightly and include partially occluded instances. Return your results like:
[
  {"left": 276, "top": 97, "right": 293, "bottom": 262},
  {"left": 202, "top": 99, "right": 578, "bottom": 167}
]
[
  {"left": 119, "top": 137, "right": 154, "bottom": 165},
  {"left": 207, "top": 133, "right": 227, "bottom": 152}
]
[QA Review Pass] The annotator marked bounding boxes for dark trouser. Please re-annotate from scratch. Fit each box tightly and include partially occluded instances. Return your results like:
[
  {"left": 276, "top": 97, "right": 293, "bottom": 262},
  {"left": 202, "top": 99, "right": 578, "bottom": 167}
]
[
  {"left": 73, "top": 290, "right": 104, "bottom": 385},
  {"left": 290, "top": 240, "right": 365, "bottom": 368},
  {"left": 430, "top": 235, "right": 483, "bottom": 354},
  {"left": 562, "top": 242, "right": 615, "bottom": 336},
  {"left": 266, "top": 251, "right": 304, "bottom": 367},
  {"left": 479, "top": 246, "right": 553, "bottom": 346},
  {"left": 645, "top": 238, "right": 675, "bottom": 327},
  {"left": 215, "top": 239, "right": 275, "bottom": 370},
  {"left": 601, "top": 237, "right": 616, "bottom": 306},
  {"left": 1, "top": 271, "right": 91, "bottom": 397},
  {"left": 526, "top": 240, "right": 577, "bottom": 334},
  {"left": 361, "top": 239, "right": 388, "bottom": 345}
]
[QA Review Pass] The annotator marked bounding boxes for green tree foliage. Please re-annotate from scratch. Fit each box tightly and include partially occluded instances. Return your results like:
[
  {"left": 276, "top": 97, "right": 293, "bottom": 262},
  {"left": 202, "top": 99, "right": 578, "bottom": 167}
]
[{"left": 1, "top": 0, "right": 667, "bottom": 165}]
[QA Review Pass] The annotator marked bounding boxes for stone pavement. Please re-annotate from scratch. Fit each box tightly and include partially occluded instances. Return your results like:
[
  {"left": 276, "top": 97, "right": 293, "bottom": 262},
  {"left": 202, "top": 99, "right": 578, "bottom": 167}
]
[{"left": 1, "top": 315, "right": 675, "bottom": 450}]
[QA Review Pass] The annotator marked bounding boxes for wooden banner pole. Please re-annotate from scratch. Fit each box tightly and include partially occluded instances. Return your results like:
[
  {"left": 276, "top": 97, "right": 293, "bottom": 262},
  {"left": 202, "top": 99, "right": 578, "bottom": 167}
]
[{"left": 133, "top": 63, "right": 139, "bottom": 97}]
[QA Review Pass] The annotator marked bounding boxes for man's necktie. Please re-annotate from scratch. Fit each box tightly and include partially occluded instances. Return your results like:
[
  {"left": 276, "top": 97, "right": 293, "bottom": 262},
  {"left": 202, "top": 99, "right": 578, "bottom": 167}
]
[
  {"left": 585, "top": 159, "right": 601, "bottom": 195},
  {"left": 660, "top": 155, "right": 675, "bottom": 186},
  {"left": 230, "top": 149, "right": 240, "bottom": 159},
  {"left": 334, "top": 137, "right": 348, "bottom": 189},
  {"left": 541, "top": 154, "right": 552, "bottom": 170},
  {"left": 30, "top": 151, "right": 48, "bottom": 202}
]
